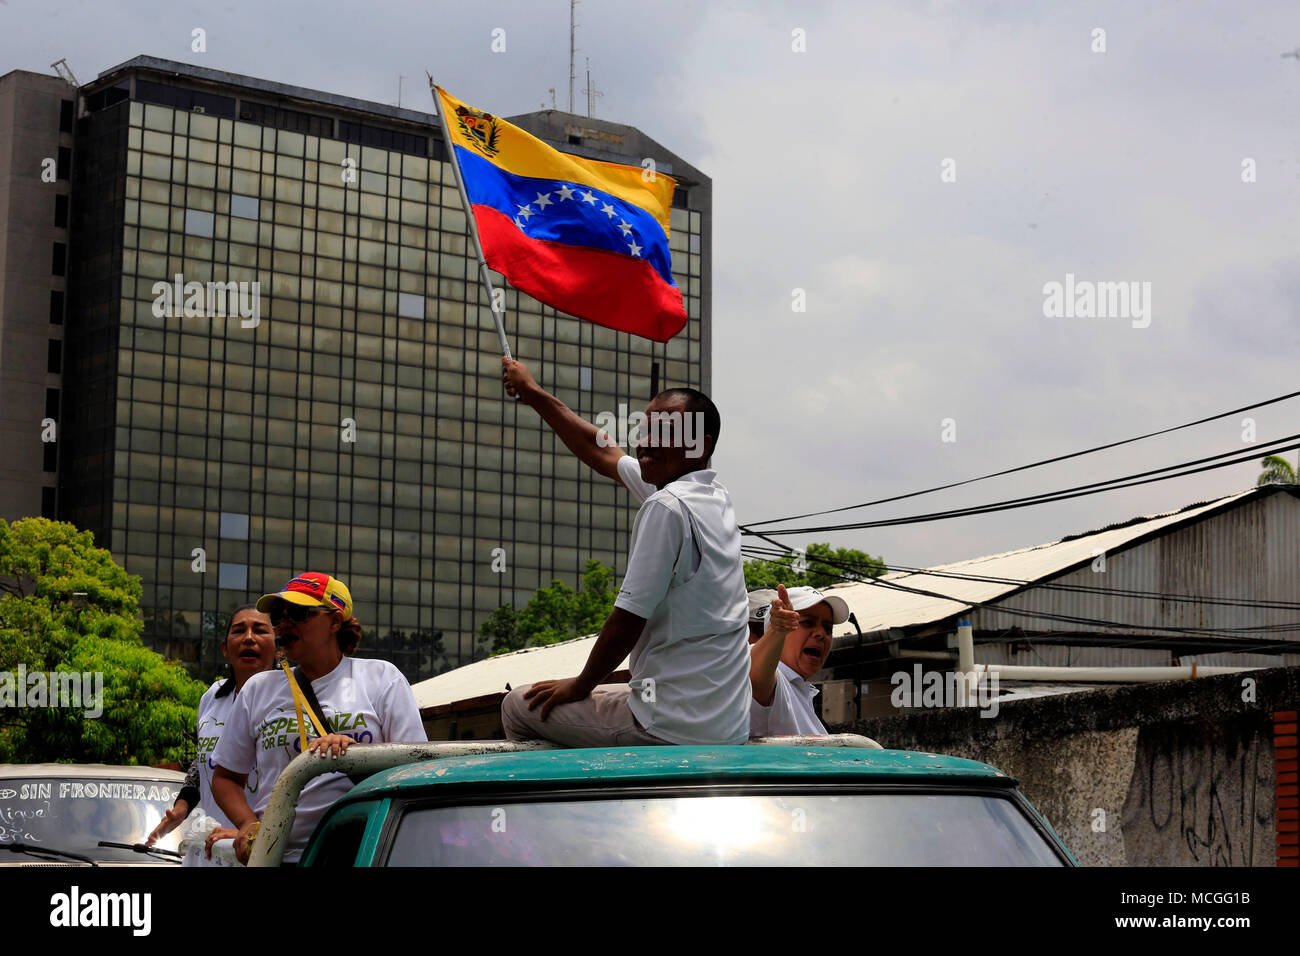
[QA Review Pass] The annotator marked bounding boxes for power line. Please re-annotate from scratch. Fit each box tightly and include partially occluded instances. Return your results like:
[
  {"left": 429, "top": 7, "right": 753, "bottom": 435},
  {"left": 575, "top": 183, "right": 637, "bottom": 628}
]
[
  {"left": 746, "top": 388, "right": 1300, "bottom": 529},
  {"left": 739, "top": 548, "right": 1300, "bottom": 645},
  {"left": 740, "top": 546, "right": 1300, "bottom": 611},
  {"left": 743, "top": 435, "right": 1300, "bottom": 536}
]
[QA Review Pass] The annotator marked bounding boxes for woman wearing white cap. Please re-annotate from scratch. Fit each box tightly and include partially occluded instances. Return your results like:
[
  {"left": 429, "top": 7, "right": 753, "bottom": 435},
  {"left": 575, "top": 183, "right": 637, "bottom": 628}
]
[
  {"left": 749, "top": 583, "right": 850, "bottom": 736},
  {"left": 211, "top": 572, "right": 426, "bottom": 865}
]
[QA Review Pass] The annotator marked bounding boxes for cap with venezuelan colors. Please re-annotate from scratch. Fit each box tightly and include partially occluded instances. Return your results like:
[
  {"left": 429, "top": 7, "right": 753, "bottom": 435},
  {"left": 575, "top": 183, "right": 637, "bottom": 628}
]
[{"left": 256, "top": 572, "right": 353, "bottom": 619}]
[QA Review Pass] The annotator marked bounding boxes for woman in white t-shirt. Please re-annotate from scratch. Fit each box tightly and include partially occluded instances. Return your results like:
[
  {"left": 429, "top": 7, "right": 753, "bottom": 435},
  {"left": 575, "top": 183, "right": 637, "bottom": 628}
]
[
  {"left": 211, "top": 572, "right": 427, "bottom": 865},
  {"left": 146, "top": 604, "right": 276, "bottom": 864}
]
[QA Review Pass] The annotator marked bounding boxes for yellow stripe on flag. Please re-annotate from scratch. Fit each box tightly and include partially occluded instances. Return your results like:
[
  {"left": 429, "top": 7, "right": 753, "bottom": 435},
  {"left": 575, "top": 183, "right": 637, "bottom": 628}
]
[{"left": 435, "top": 85, "right": 676, "bottom": 237}]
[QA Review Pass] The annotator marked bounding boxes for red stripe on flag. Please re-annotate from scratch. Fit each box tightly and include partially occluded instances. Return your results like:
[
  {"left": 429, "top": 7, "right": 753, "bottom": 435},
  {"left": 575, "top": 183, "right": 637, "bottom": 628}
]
[{"left": 474, "top": 204, "right": 688, "bottom": 343}]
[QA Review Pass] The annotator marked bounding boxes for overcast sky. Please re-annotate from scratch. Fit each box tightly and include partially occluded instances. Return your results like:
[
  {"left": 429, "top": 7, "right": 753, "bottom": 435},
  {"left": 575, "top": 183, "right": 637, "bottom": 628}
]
[{"left": 4, "top": 0, "right": 1297, "bottom": 570}]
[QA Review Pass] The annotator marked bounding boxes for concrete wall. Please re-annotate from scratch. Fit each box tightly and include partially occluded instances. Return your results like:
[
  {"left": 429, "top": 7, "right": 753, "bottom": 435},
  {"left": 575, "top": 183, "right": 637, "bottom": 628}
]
[{"left": 833, "top": 666, "right": 1298, "bottom": 866}]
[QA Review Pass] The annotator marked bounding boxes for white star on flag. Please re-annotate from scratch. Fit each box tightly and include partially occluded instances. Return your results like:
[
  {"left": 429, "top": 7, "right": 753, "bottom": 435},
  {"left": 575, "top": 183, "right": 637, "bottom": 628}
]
[
  {"left": 617, "top": 219, "right": 632, "bottom": 236},
  {"left": 517, "top": 204, "right": 534, "bottom": 221},
  {"left": 600, "top": 202, "right": 616, "bottom": 218},
  {"left": 627, "top": 240, "right": 642, "bottom": 257},
  {"left": 581, "top": 190, "right": 598, "bottom": 205},
  {"left": 556, "top": 184, "right": 575, "bottom": 201},
  {"left": 534, "top": 192, "right": 553, "bottom": 209}
]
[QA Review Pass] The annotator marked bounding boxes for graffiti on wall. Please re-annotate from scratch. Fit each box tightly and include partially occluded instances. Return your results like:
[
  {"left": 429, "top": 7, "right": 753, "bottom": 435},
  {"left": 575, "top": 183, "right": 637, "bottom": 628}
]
[{"left": 1121, "top": 720, "right": 1273, "bottom": 867}]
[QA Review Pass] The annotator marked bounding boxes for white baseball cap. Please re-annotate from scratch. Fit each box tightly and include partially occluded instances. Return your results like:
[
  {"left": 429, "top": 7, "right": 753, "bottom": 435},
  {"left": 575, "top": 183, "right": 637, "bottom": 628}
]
[
  {"left": 747, "top": 588, "right": 777, "bottom": 624},
  {"left": 782, "top": 586, "right": 850, "bottom": 626}
]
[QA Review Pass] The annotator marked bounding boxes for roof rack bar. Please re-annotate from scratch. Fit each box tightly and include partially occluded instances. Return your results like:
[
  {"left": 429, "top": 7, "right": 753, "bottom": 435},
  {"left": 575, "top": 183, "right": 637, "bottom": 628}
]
[{"left": 748, "top": 733, "right": 882, "bottom": 749}]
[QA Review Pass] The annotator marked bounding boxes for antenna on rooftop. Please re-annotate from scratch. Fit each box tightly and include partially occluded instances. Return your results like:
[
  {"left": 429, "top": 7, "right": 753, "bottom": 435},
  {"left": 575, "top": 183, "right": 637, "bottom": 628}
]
[
  {"left": 569, "top": 0, "right": 579, "bottom": 112},
  {"left": 51, "top": 58, "right": 80, "bottom": 87},
  {"left": 581, "top": 57, "right": 603, "bottom": 118},
  {"left": 397, "top": 74, "right": 406, "bottom": 108}
]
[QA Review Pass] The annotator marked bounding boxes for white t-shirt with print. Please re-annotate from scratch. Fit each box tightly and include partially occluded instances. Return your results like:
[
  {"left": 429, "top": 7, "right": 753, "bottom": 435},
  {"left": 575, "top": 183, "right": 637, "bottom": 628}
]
[
  {"left": 194, "top": 679, "right": 263, "bottom": 829},
  {"left": 749, "top": 661, "right": 827, "bottom": 737},
  {"left": 212, "top": 657, "right": 426, "bottom": 862}
]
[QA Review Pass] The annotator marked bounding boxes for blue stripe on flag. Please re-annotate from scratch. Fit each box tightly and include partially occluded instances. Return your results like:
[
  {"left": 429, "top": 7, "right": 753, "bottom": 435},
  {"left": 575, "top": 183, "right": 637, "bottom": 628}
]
[{"left": 454, "top": 146, "right": 676, "bottom": 288}]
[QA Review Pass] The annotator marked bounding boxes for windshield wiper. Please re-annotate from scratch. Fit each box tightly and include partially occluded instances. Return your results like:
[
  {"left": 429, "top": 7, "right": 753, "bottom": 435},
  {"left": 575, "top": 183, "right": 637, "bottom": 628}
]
[
  {"left": 0, "top": 841, "right": 99, "bottom": 866},
  {"left": 98, "top": 840, "right": 183, "bottom": 861}
]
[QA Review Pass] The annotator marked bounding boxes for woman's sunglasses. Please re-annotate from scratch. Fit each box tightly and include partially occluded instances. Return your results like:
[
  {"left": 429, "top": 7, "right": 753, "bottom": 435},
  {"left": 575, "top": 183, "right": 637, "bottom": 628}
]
[{"left": 269, "top": 603, "right": 332, "bottom": 627}]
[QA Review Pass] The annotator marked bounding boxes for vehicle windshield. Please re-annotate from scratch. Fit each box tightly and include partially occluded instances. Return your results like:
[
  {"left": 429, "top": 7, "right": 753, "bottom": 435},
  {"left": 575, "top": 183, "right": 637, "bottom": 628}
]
[
  {"left": 382, "top": 791, "right": 1066, "bottom": 866},
  {"left": 0, "top": 776, "right": 182, "bottom": 864}
]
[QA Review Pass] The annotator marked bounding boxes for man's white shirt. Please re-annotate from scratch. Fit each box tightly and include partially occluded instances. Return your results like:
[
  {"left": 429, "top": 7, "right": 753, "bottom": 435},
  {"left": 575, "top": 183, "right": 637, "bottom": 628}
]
[
  {"left": 612, "top": 455, "right": 751, "bottom": 746},
  {"left": 749, "top": 661, "right": 827, "bottom": 737}
]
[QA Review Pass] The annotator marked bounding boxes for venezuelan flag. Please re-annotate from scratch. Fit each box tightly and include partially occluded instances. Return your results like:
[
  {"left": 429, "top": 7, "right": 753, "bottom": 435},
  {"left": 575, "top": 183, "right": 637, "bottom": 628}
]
[{"left": 434, "top": 86, "right": 687, "bottom": 343}]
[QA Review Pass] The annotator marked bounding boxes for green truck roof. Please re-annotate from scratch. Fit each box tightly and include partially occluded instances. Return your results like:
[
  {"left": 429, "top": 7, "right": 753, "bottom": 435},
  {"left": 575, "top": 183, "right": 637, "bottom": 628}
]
[{"left": 343, "top": 746, "right": 1014, "bottom": 800}]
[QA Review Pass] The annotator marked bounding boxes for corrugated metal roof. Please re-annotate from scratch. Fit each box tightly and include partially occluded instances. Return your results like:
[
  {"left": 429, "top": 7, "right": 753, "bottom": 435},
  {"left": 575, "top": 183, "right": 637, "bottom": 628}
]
[
  {"left": 414, "top": 634, "right": 621, "bottom": 712},
  {"left": 824, "top": 488, "right": 1270, "bottom": 639}
]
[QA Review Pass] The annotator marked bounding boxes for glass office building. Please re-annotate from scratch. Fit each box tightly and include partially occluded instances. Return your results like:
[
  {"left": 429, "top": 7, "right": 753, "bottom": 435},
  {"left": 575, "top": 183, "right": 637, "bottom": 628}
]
[{"left": 59, "top": 57, "right": 710, "bottom": 681}]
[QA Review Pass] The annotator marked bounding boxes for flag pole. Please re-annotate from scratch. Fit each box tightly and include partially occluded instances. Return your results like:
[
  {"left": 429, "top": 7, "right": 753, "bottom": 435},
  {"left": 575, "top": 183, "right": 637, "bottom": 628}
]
[{"left": 428, "top": 75, "right": 513, "bottom": 359}]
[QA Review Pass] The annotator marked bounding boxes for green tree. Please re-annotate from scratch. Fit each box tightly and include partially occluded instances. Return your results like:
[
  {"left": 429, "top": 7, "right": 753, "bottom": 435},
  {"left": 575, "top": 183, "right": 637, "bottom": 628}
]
[
  {"left": 1257, "top": 454, "right": 1297, "bottom": 486},
  {"left": 481, "top": 560, "right": 619, "bottom": 656},
  {"left": 0, "top": 517, "right": 206, "bottom": 765},
  {"left": 744, "top": 541, "right": 886, "bottom": 590}
]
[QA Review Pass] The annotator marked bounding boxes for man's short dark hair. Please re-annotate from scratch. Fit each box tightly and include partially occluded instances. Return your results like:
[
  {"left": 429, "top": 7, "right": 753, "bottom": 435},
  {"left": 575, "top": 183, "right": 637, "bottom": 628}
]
[{"left": 655, "top": 387, "right": 721, "bottom": 453}]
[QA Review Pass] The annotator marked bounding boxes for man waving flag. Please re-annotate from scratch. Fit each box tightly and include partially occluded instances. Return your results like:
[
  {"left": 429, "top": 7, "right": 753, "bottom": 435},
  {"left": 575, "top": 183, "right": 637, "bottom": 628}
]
[{"left": 432, "top": 84, "right": 687, "bottom": 344}]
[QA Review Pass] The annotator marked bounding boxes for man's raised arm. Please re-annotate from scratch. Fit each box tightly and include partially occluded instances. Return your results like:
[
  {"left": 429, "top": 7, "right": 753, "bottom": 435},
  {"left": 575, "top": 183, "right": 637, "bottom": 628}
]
[{"left": 502, "top": 356, "right": 626, "bottom": 482}]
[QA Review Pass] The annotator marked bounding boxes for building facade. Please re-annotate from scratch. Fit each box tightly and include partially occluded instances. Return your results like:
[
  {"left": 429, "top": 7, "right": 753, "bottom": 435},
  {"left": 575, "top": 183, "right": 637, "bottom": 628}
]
[
  {"left": 0, "top": 70, "right": 75, "bottom": 520},
  {"left": 1, "top": 56, "right": 710, "bottom": 682}
]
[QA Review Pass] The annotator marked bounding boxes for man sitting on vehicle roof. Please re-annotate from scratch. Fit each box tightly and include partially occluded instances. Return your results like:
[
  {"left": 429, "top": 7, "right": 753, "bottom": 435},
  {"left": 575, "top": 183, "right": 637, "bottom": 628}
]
[
  {"left": 500, "top": 358, "right": 751, "bottom": 747},
  {"left": 749, "top": 584, "right": 849, "bottom": 737}
]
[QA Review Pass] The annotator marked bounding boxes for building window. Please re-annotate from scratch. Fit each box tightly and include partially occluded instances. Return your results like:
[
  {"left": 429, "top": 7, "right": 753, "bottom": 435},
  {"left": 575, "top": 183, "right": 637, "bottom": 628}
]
[
  {"left": 229, "top": 194, "right": 259, "bottom": 220},
  {"left": 45, "top": 388, "right": 59, "bottom": 419},
  {"left": 238, "top": 101, "right": 332, "bottom": 138},
  {"left": 218, "top": 563, "right": 249, "bottom": 590},
  {"left": 51, "top": 242, "right": 66, "bottom": 276},
  {"left": 184, "top": 208, "right": 215, "bottom": 237},
  {"left": 220, "top": 512, "right": 250, "bottom": 540},
  {"left": 339, "top": 120, "right": 428, "bottom": 157},
  {"left": 47, "top": 339, "right": 62, "bottom": 374},
  {"left": 397, "top": 292, "right": 425, "bottom": 319},
  {"left": 59, "top": 99, "right": 75, "bottom": 132},
  {"left": 57, "top": 146, "right": 71, "bottom": 181},
  {"left": 49, "top": 290, "right": 64, "bottom": 325},
  {"left": 43, "top": 442, "right": 57, "bottom": 473},
  {"left": 41, "top": 487, "right": 56, "bottom": 518},
  {"left": 84, "top": 83, "right": 128, "bottom": 113},
  {"left": 54, "top": 193, "right": 69, "bottom": 229},
  {"left": 580, "top": 366, "right": 592, "bottom": 390},
  {"left": 134, "top": 79, "right": 236, "bottom": 119}
]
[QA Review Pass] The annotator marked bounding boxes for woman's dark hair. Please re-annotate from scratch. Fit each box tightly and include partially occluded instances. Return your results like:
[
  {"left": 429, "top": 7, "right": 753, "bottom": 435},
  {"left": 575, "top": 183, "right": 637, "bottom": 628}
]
[{"left": 337, "top": 616, "right": 363, "bottom": 656}]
